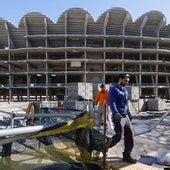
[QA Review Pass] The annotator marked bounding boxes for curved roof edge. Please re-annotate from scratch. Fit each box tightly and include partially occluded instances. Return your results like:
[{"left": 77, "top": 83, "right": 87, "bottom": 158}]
[{"left": 1, "top": 7, "right": 169, "bottom": 28}]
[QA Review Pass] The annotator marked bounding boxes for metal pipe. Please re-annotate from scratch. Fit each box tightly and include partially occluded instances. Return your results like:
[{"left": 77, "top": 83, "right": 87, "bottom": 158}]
[
  {"left": 135, "top": 110, "right": 170, "bottom": 136},
  {"left": 0, "top": 124, "right": 53, "bottom": 137},
  {"left": 12, "top": 113, "right": 76, "bottom": 118}
]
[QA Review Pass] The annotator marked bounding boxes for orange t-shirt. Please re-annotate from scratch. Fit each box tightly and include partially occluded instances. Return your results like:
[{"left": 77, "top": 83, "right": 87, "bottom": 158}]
[{"left": 95, "top": 90, "right": 109, "bottom": 107}]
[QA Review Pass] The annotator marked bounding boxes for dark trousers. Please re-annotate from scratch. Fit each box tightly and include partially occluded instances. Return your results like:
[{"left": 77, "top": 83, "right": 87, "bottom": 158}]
[{"left": 110, "top": 117, "right": 134, "bottom": 156}]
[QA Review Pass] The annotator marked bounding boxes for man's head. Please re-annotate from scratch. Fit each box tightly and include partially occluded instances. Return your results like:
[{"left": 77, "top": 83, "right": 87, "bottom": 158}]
[
  {"left": 118, "top": 73, "right": 130, "bottom": 87},
  {"left": 100, "top": 84, "right": 106, "bottom": 91}
]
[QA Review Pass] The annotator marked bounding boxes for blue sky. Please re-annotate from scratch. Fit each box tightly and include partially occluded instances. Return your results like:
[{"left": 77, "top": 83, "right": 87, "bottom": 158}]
[{"left": 1, "top": 0, "right": 170, "bottom": 27}]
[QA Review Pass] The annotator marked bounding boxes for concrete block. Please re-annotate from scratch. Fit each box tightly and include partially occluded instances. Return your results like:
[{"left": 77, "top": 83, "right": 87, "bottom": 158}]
[
  {"left": 138, "top": 99, "right": 148, "bottom": 112},
  {"left": 147, "top": 99, "right": 166, "bottom": 111},
  {"left": 128, "top": 101, "right": 139, "bottom": 115},
  {"left": 127, "top": 86, "right": 140, "bottom": 100},
  {"left": 64, "top": 101, "right": 93, "bottom": 111},
  {"left": 68, "top": 83, "right": 93, "bottom": 100}
]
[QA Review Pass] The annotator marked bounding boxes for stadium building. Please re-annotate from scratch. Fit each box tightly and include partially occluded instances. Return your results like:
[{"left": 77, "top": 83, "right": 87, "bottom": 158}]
[{"left": 0, "top": 7, "right": 170, "bottom": 101}]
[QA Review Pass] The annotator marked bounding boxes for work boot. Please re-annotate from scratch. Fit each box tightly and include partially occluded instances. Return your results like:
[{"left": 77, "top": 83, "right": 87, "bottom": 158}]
[{"left": 122, "top": 154, "right": 137, "bottom": 164}]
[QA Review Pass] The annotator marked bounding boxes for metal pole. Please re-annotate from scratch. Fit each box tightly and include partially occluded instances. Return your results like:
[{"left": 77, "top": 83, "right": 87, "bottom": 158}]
[
  {"left": 10, "top": 111, "right": 14, "bottom": 128},
  {"left": 135, "top": 110, "right": 170, "bottom": 136},
  {"left": 102, "top": 102, "right": 107, "bottom": 169}
]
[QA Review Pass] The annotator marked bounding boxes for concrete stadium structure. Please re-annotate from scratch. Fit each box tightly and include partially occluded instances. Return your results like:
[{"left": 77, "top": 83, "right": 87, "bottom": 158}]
[{"left": 0, "top": 7, "right": 170, "bottom": 101}]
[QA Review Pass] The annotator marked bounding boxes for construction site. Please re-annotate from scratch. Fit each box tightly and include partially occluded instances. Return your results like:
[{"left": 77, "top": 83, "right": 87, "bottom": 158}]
[
  {"left": 0, "top": 7, "right": 169, "bottom": 170},
  {"left": 0, "top": 62, "right": 169, "bottom": 170},
  {"left": 0, "top": 91, "right": 169, "bottom": 170}
]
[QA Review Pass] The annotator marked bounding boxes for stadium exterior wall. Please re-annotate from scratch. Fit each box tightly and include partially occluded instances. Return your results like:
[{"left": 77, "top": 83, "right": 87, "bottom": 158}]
[{"left": 0, "top": 7, "right": 170, "bottom": 101}]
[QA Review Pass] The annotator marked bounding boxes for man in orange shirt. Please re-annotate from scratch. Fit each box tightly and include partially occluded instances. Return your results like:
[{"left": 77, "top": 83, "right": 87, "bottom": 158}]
[{"left": 94, "top": 84, "right": 109, "bottom": 129}]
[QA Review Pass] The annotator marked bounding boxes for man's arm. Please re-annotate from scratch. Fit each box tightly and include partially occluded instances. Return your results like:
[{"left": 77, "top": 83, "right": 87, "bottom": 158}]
[
  {"left": 109, "top": 87, "right": 122, "bottom": 122},
  {"left": 109, "top": 87, "right": 119, "bottom": 114},
  {"left": 94, "top": 92, "right": 100, "bottom": 111},
  {"left": 95, "top": 92, "right": 100, "bottom": 105}
]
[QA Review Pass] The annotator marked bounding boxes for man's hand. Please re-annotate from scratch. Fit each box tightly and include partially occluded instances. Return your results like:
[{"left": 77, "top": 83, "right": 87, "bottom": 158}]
[
  {"left": 128, "top": 112, "right": 132, "bottom": 121},
  {"left": 113, "top": 113, "right": 122, "bottom": 122},
  {"left": 94, "top": 105, "right": 98, "bottom": 112}
]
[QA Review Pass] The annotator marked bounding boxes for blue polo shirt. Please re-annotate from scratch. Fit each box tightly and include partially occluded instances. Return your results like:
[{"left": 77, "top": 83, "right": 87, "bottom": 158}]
[{"left": 109, "top": 84, "right": 129, "bottom": 116}]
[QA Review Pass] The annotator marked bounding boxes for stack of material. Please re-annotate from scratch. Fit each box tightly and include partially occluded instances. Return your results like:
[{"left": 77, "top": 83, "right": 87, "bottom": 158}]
[
  {"left": 64, "top": 100, "right": 93, "bottom": 111},
  {"left": 65, "top": 83, "right": 94, "bottom": 110},
  {"left": 67, "top": 82, "right": 93, "bottom": 100},
  {"left": 126, "top": 86, "right": 140, "bottom": 101},
  {"left": 147, "top": 99, "right": 166, "bottom": 111}
]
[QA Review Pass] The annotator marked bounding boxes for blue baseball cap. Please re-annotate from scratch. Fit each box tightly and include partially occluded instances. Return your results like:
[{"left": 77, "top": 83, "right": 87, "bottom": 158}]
[{"left": 119, "top": 73, "right": 130, "bottom": 79}]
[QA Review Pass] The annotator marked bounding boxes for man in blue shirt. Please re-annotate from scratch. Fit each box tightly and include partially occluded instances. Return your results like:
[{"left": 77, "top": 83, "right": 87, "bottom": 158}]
[{"left": 107, "top": 73, "right": 137, "bottom": 164}]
